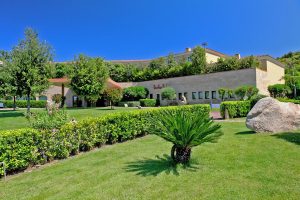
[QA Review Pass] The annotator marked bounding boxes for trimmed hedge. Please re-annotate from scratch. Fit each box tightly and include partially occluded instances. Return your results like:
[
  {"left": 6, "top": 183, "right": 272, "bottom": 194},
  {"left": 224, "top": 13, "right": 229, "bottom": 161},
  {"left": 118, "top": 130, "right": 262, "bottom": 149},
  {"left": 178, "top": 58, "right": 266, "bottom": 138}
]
[
  {"left": 220, "top": 98, "right": 300, "bottom": 119},
  {"left": 118, "top": 101, "right": 140, "bottom": 107},
  {"left": 0, "top": 100, "right": 47, "bottom": 108},
  {"left": 0, "top": 104, "right": 210, "bottom": 176},
  {"left": 220, "top": 101, "right": 251, "bottom": 118},
  {"left": 277, "top": 98, "right": 300, "bottom": 104},
  {"left": 140, "top": 99, "right": 156, "bottom": 107}
]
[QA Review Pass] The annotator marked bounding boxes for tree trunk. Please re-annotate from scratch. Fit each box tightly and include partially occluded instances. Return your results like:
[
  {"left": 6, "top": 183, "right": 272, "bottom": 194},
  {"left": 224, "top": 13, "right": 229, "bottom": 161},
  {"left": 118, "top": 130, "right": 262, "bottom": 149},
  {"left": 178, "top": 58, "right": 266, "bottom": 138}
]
[
  {"left": 13, "top": 96, "right": 16, "bottom": 111},
  {"left": 110, "top": 100, "right": 114, "bottom": 110},
  {"left": 170, "top": 145, "right": 191, "bottom": 164},
  {"left": 26, "top": 93, "right": 31, "bottom": 114}
]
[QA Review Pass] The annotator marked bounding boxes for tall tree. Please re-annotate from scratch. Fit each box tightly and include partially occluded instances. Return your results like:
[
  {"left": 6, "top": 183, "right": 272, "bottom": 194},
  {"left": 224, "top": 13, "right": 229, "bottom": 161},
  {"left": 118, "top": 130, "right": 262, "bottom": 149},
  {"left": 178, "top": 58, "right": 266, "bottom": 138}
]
[
  {"left": 104, "top": 88, "right": 123, "bottom": 109},
  {"left": 8, "top": 28, "right": 53, "bottom": 113},
  {"left": 278, "top": 51, "right": 300, "bottom": 98},
  {"left": 190, "top": 46, "right": 207, "bottom": 74},
  {"left": 0, "top": 52, "right": 18, "bottom": 109},
  {"left": 71, "top": 55, "right": 109, "bottom": 107}
]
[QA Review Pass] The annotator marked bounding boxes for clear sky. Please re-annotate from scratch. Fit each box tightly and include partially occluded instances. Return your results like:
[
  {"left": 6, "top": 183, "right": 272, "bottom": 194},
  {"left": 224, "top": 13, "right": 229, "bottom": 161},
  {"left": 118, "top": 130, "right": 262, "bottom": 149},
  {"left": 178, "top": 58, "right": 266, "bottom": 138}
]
[{"left": 1, "top": 0, "right": 300, "bottom": 61}]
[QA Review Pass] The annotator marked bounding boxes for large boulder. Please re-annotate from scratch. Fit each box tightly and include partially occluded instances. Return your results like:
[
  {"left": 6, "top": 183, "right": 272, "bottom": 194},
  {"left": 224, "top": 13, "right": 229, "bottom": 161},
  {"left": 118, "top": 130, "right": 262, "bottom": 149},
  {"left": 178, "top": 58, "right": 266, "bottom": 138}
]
[{"left": 246, "top": 97, "right": 300, "bottom": 133}]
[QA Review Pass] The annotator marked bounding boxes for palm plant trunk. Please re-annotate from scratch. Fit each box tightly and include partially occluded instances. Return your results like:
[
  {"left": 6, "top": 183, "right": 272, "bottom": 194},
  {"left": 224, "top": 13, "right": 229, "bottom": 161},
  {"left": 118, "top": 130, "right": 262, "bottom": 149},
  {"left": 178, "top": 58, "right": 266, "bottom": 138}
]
[{"left": 171, "top": 145, "right": 191, "bottom": 164}]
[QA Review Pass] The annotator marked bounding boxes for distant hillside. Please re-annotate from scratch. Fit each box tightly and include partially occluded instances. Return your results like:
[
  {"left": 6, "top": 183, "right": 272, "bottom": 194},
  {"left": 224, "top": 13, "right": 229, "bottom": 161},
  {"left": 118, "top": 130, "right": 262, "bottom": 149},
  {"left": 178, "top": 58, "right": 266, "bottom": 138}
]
[
  {"left": 277, "top": 51, "right": 300, "bottom": 71},
  {"left": 278, "top": 51, "right": 300, "bottom": 99}
]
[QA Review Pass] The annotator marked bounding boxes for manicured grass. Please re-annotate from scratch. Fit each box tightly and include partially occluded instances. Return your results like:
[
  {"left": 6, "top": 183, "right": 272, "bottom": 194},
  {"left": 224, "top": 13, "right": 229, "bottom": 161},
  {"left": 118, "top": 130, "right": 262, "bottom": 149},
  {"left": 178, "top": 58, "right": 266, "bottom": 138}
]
[
  {"left": 0, "top": 107, "right": 138, "bottom": 131},
  {"left": 1, "top": 122, "right": 299, "bottom": 199}
]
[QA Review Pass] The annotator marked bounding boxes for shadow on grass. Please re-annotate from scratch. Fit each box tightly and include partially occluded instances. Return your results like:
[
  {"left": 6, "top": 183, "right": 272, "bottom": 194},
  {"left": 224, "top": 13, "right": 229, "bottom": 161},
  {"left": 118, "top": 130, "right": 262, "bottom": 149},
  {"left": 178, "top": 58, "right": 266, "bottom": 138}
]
[
  {"left": 235, "top": 131, "right": 255, "bottom": 135},
  {"left": 124, "top": 154, "right": 199, "bottom": 176},
  {"left": 272, "top": 132, "right": 300, "bottom": 145},
  {"left": 0, "top": 111, "right": 24, "bottom": 118}
]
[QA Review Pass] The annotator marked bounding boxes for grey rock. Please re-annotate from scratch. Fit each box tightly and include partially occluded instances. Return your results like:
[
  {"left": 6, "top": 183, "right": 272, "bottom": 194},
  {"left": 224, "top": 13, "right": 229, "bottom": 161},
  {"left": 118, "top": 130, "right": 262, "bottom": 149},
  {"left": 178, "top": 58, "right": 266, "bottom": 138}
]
[{"left": 246, "top": 97, "right": 300, "bottom": 133}]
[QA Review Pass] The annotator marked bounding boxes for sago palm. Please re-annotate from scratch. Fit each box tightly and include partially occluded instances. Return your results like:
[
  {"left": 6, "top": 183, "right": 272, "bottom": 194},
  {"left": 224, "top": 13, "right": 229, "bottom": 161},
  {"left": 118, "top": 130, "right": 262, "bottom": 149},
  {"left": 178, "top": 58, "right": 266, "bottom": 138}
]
[{"left": 150, "top": 109, "right": 222, "bottom": 164}]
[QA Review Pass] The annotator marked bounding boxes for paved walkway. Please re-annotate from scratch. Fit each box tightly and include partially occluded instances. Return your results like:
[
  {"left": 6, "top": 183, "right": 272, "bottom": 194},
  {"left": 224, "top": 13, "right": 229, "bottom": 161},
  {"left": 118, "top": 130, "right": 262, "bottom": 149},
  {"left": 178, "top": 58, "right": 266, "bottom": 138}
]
[
  {"left": 210, "top": 111, "right": 246, "bottom": 122},
  {"left": 210, "top": 111, "right": 222, "bottom": 120}
]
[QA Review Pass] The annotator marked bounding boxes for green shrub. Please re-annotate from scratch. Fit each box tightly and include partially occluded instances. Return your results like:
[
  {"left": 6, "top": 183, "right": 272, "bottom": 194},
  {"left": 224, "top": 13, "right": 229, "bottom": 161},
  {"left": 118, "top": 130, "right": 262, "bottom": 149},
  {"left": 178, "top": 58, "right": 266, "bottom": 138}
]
[
  {"left": 277, "top": 98, "right": 300, "bottom": 104},
  {"left": 218, "top": 88, "right": 227, "bottom": 101},
  {"left": 29, "top": 108, "right": 69, "bottom": 131},
  {"left": 0, "top": 129, "right": 40, "bottom": 175},
  {"left": 249, "top": 94, "right": 267, "bottom": 107},
  {"left": 118, "top": 101, "right": 140, "bottom": 107},
  {"left": 140, "top": 99, "right": 156, "bottom": 107},
  {"left": 220, "top": 101, "right": 251, "bottom": 118},
  {"left": 161, "top": 87, "right": 176, "bottom": 100},
  {"left": 268, "top": 84, "right": 291, "bottom": 98},
  {"left": 0, "top": 100, "right": 46, "bottom": 108},
  {"left": 0, "top": 104, "right": 210, "bottom": 176},
  {"left": 123, "top": 86, "right": 149, "bottom": 101},
  {"left": 234, "top": 85, "right": 258, "bottom": 100}
]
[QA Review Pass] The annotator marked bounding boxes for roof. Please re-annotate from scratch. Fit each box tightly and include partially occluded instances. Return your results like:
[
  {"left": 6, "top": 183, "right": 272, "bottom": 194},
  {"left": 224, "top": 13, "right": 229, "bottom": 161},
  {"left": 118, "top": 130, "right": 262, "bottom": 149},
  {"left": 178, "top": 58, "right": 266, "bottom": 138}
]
[
  {"left": 49, "top": 77, "right": 70, "bottom": 84},
  {"left": 109, "top": 47, "right": 228, "bottom": 64},
  {"left": 48, "top": 77, "right": 122, "bottom": 89},
  {"left": 106, "top": 78, "right": 122, "bottom": 89},
  {"left": 173, "top": 47, "right": 229, "bottom": 58},
  {"left": 256, "top": 55, "right": 286, "bottom": 68}
]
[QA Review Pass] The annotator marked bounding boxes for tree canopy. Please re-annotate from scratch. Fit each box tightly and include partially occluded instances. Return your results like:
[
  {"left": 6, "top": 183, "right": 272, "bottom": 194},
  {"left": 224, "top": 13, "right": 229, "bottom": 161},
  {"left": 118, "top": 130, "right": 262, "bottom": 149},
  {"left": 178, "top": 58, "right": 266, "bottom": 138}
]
[
  {"left": 1, "top": 28, "right": 53, "bottom": 113},
  {"left": 190, "top": 46, "right": 207, "bottom": 74},
  {"left": 161, "top": 87, "right": 176, "bottom": 100},
  {"left": 70, "top": 55, "right": 109, "bottom": 105},
  {"left": 277, "top": 51, "right": 300, "bottom": 98}
]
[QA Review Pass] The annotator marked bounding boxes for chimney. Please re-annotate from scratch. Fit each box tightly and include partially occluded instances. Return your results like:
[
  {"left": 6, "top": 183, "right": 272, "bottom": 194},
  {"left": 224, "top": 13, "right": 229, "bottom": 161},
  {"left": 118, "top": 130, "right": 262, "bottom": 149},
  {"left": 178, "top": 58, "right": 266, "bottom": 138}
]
[
  {"left": 235, "top": 54, "right": 241, "bottom": 59},
  {"left": 185, "top": 47, "right": 192, "bottom": 53}
]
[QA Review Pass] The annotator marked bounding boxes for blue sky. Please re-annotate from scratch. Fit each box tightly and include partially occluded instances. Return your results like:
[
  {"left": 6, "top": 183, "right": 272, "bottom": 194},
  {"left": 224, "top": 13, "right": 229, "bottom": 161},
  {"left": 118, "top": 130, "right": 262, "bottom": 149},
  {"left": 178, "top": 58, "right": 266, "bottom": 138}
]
[{"left": 1, "top": 0, "right": 300, "bottom": 61}]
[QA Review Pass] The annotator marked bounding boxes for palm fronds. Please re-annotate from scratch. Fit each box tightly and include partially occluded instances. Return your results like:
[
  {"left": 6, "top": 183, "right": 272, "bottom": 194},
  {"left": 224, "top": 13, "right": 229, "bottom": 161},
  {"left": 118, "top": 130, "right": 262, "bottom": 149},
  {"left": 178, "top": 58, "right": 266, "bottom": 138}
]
[{"left": 149, "top": 109, "right": 222, "bottom": 148}]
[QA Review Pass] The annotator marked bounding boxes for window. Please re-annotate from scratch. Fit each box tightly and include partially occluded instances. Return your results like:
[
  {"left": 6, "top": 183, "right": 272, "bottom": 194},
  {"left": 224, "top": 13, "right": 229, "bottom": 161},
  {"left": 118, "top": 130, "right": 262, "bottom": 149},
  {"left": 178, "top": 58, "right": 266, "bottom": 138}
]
[
  {"left": 187, "top": 56, "right": 192, "bottom": 62},
  {"left": 192, "top": 92, "right": 196, "bottom": 100},
  {"left": 73, "top": 96, "right": 79, "bottom": 107},
  {"left": 205, "top": 91, "right": 210, "bottom": 99},
  {"left": 149, "top": 94, "right": 153, "bottom": 99},
  {"left": 212, "top": 91, "right": 217, "bottom": 99},
  {"left": 198, "top": 91, "right": 203, "bottom": 99},
  {"left": 178, "top": 93, "right": 182, "bottom": 100},
  {"left": 39, "top": 95, "right": 47, "bottom": 101}
]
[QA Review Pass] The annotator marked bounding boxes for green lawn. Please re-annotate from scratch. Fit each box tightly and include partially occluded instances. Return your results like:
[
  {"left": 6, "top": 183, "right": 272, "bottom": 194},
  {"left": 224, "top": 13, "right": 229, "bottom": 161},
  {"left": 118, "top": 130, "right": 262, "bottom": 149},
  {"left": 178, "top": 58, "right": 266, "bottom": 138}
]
[
  {"left": 1, "top": 122, "right": 299, "bottom": 199},
  {"left": 0, "top": 107, "right": 138, "bottom": 131}
]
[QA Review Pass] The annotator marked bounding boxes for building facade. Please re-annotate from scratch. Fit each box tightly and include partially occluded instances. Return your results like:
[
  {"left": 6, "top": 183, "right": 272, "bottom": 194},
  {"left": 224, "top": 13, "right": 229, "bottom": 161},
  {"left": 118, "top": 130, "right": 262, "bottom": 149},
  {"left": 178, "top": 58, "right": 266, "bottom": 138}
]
[
  {"left": 40, "top": 48, "right": 285, "bottom": 107},
  {"left": 119, "top": 55, "right": 285, "bottom": 105},
  {"left": 39, "top": 78, "right": 122, "bottom": 107}
]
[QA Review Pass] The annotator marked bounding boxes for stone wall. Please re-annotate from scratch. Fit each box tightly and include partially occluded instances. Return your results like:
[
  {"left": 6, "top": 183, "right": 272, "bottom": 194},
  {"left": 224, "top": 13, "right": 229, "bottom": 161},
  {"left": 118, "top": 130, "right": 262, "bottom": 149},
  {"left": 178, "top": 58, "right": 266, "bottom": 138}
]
[{"left": 120, "top": 68, "right": 258, "bottom": 105}]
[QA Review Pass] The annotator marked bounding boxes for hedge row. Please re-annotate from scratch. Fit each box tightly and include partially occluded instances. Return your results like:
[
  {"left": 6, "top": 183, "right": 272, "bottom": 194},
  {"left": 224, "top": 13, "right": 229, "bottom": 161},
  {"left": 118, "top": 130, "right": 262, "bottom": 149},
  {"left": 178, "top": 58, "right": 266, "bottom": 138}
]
[
  {"left": 277, "top": 98, "right": 300, "bottom": 104},
  {"left": 0, "top": 104, "right": 210, "bottom": 176},
  {"left": 139, "top": 99, "right": 156, "bottom": 107},
  {"left": 118, "top": 101, "right": 140, "bottom": 107},
  {"left": 0, "top": 100, "right": 47, "bottom": 108},
  {"left": 220, "top": 101, "right": 251, "bottom": 118}
]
